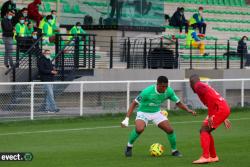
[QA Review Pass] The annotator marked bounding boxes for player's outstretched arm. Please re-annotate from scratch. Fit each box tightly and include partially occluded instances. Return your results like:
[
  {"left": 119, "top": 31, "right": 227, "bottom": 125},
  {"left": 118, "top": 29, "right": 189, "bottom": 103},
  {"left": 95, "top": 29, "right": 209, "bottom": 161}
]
[
  {"left": 121, "top": 100, "right": 138, "bottom": 128},
  {"left": 176, "top": 102, "right": 196, "bottom": 116}
]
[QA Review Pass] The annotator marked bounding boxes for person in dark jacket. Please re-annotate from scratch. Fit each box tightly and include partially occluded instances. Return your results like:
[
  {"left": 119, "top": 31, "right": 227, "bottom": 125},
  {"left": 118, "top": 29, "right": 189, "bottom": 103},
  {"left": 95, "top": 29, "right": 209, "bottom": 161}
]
[
  {"left": 237, "top": 36, "right": 250, "bottom": 67},
  {"left": 1, "top": 10, "right": 15, "bottom": 68},
  {"left": 28, "top": 0, "right": 43, "bottom": 27},
  {"left": 110, "top": 0, "right": 124, "bottom": 19},
  {"left": 169, "top": 7, "right": 188, "bottom": 34},
  {"left": 1, "top": 0, "right": 16, "bottom": 18},
  {"left": 134, "top": 0, "right": 152, "bottom": 15},
  {"left": 38, "top": 49, "right": 60, "bottom": 113}
]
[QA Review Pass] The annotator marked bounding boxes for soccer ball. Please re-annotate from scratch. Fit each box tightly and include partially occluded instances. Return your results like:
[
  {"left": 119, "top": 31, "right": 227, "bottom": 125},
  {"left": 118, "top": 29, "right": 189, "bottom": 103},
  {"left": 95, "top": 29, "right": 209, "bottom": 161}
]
[
  {"left": 149, "top": 143, "right": 164, "bottom": 157},
  {"left": 160, "top": 110, "right": 168, "bottom": 117}
]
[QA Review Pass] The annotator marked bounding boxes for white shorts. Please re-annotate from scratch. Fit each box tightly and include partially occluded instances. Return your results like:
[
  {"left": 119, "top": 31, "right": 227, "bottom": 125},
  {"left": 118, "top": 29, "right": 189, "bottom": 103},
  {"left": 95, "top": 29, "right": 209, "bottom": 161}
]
[{"left": 136, "top": 111, "right": 168, "bottom": 126}]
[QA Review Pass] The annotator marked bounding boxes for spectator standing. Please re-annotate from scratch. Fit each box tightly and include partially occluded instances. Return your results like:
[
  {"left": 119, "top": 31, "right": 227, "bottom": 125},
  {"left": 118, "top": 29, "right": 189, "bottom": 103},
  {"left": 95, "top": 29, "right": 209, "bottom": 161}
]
[
  {"left": 13, "top": 8, "right": 30, "bottom": 26},
  {"left": 42, "top": 15, "right": 56, "bottom": 44},
  {"left": 15, "top": 16, "right": 29, "bottom": 37},
  {"left": 110, "top": 0, "right": 124, "bottom": 19},
  {"left": 15, "top": 16, "right": 34, "bottom": 52},
  {"left": 28, "top": 0, "right": 43, "bottom": 27},
  {"left": 237, "top": 36, "right": 250, "bottom": 67},
  {"left": 1, "top": 0, "right": 16, "bottom": 19},
  {"left": 189, "top": 6, "right": 206, "bottom": 35},
  {"left": 170, "top": 7, "right": 188, "bottom": 34},
  {"left": 1, "top": 10, "right": 15, "bottom": 68},
  {"left": 38, "top": 49, "right": 60, "bottom": 113},
  {"left": 39, "top": 10, "right": 58, "bottom": 31}
]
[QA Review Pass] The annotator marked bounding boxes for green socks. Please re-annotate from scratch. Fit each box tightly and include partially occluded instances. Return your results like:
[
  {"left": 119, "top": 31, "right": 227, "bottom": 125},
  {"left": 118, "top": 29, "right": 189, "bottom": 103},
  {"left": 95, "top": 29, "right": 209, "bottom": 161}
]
[
  {"left": 167, "top": 132, "right": 177, "bottom": 151},
  {"left": 128, "top": 128, "right": 140, "bottom": 146},
  {"left": 127, "top": 129, "right": 177, "bottom": 151}
]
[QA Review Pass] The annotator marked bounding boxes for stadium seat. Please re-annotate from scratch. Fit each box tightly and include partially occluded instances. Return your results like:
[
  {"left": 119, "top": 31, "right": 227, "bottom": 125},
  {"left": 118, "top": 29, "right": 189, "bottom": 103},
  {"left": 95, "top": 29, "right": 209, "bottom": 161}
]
[
  {"left": 63, "top": 3, "right": 71, "bottom": 13},
  {"left": 72, "top": 4, "right": 81, "bottom": 14},
  {"left": 44, "top": 2, "right": 51, "bottom": 12}
]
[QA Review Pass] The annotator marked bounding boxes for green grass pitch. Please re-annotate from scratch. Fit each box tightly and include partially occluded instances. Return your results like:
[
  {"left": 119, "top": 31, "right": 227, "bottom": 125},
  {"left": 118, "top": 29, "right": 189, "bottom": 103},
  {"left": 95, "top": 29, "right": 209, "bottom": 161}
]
[{"left": 0, "top": 109, "right": 250, "bottom": 167}]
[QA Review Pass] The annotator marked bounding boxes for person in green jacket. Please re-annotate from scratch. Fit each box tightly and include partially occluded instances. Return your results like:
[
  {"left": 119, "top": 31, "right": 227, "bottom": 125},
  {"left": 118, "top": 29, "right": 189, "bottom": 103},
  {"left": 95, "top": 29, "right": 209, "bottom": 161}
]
[
  {"left": 189, "top": 6, "right": 206, "bottom": 35},
  {"left": 39, "top": 10, "right": 58, "bottom": 31},
  {"left": 69, "top": 22, "right": 87, "bottom": 39},
  {"left": 15, "top": 16, "right": 29, "bottom": 37},
  {"left": 43, "top": 15, "right": 56, "bottom": 43},
  {"left": 68, "top": 22, "right": 89, "bottom": 47}
]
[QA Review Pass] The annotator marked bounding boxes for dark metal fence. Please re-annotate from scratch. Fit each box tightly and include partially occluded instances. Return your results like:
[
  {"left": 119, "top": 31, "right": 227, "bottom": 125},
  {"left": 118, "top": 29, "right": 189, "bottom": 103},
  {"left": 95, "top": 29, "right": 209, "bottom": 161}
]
[
  {"left": 4, "top": 36, "right": 43, "bottom": 82},
  {"left": 3, "top": 34, "right": 248, "bottom": 83}
]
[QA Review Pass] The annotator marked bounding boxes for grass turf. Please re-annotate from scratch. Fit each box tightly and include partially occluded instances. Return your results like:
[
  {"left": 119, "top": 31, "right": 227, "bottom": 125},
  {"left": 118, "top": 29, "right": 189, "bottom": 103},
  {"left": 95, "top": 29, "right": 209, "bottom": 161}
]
[{"left": 0, "top": 109, "right": 250, "bottom": 167}]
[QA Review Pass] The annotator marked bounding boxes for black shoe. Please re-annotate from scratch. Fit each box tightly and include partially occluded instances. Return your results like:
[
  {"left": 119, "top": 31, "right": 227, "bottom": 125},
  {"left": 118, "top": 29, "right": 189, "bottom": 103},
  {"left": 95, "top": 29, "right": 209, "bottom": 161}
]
[
  {"left": 203, "top": 53, "right": 209, "bottom": 56},
  {"left": 172, "top": 150, "right": 182, "bottom": 157},
  {"left": 54, "top": 109, "right": 60, "bottom": 112},
  {"left": 125, "top": 146, "right": 132, "bottom": 157}
]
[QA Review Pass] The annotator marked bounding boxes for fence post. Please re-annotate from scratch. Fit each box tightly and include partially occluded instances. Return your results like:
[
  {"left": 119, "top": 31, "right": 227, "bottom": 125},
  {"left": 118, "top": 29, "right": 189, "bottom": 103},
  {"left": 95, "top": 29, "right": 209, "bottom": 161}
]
[
  {"left": 190, "top": 41, "right": 193, "bottom": 69},
  {"left": 127, "top": 82, "right": 130, "bottom": 112},
  {"left": 12, "top": 67, "right": 16, "bottom": 82},
  {"left": 175, "top": 38, "right": 179, "bottom": 69},
  {"left": 123, "top": 39, "right": 127, "bottom": 62},
  {"left": 167, "top": 81, "right": 171, "bottom": 110},
  {"left": 88, "top": 35, "right": 91, "bottom": 69},
  {"left": 61, "top": 49, "right": 65, "bottom": 81},
  {"left": 92, "top": 35, "right": 96, "bottom": 68},
  {"left": 227, "top": 40, "right": 230, "bottom": 69},
  {"left": 55, "top": 34, "right": 59, "bottom": 67},
  {"left": 240, "top": 51, "right": 244, "bottom": 69},
  {"left": 127, "top": 37, "right": 130, "bottom": 69},
  {"left": 30, "top": 83, "right": 34, "bottom": 120},
  {"left": 160, "top": 38, "right": 163, "bottom": 68},
  {"left": 74, "top": 36, "right": 79, "bottom": 68},
  {"left": 16, "top": 37, "right": 20, "bottom": 68},
  {"left": 143, "top": 38, "right": 147, "bottom": 68},
  {"left": 110, "top": 36, "right": 113, "bottom": 69},
  {"left": 55, "top": 34, "right": 59, "bottom": 55},
  {"left": 215, "top": 40, "right": 217, "bottom": 69},
  {"left": 28, "top": 53, "right": 32, "bottom": 82},
  {"left": 80, "top": 83, "right": 83, "bottom": 116},
  {"left": 241, "top": 80, "right": 244, "bottom": 107},
  {"left": 83, "top": 35, "right": 87, "bottom": 67}
]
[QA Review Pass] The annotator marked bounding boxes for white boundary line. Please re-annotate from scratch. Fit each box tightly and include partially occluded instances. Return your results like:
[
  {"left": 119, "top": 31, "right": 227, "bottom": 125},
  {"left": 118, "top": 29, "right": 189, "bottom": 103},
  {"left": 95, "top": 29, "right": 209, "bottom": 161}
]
[{"left": 0, "top": 117, "right": 249, "bottom": 136}]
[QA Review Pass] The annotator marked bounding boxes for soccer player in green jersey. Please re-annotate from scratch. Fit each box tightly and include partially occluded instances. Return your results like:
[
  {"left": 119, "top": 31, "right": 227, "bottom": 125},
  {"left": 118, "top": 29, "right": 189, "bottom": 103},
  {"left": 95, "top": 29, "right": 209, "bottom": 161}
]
[{"left": 121, "top": 76, "right": 196, "bottom": 157}]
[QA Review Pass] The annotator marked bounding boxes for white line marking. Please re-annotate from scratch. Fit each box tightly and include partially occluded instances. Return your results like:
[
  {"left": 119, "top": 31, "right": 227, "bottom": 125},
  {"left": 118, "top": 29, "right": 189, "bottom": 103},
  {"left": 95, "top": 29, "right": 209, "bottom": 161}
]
[{"left": 0, "top": 117, "right": 249, "bottom": 136}]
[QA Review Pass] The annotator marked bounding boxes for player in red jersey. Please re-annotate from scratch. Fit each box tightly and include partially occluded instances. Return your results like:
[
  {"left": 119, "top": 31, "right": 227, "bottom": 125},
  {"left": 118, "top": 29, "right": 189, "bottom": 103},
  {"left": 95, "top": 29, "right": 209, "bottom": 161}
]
[{"left": 189, "top": 74, "right": 231, "bottom": 164}]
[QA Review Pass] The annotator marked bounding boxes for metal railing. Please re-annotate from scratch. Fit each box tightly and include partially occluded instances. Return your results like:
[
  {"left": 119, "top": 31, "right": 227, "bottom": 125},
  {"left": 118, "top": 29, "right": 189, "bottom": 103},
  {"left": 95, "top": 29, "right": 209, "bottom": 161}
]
[
  {"left": 0, "top": 78, "right": 249, "bottom": 121},
  {"left": 179, "top": 38, "right": 248, "bottom": 69},
  {"left": 4, "top": 36, "right": 43, "bottom": 82}
]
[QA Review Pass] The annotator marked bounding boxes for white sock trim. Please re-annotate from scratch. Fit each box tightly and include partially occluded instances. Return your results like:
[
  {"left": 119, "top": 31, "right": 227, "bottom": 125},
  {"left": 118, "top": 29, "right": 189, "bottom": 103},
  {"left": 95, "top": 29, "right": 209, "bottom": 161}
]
[{"left": 127, "top": 142, "right": 133, "bottom": 147}]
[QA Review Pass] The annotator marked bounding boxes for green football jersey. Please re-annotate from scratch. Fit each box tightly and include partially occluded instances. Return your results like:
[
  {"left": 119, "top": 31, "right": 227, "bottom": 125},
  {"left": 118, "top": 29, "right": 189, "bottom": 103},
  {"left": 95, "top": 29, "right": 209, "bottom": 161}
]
[{"left": 135, "top": 84, "right": 180, "bottom": 113}]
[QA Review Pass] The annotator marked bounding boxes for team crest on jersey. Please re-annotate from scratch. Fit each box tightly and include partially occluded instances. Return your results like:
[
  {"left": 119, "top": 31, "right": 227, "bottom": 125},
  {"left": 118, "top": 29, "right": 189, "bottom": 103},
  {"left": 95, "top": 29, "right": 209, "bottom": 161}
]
[{"left": 136, "top": 96, "right": 142, "bottom": 102}]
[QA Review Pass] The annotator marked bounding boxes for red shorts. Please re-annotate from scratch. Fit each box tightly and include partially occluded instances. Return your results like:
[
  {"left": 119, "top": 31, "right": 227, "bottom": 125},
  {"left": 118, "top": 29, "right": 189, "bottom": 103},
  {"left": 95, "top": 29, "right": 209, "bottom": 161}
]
[{"left": 203, "top": 103, "right": 230, "bottom": 129}]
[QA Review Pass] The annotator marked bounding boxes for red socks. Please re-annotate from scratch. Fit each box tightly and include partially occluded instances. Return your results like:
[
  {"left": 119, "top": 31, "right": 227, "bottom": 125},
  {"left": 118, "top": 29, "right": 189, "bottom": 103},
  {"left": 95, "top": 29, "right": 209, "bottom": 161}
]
[
  {"left": 200, "top": 131, "right": 210, "bottom": 158},
  {"left": 209, "top": 134, "right": 217, "bottom": 158},
  {"left": 200, "top": 131, "right": 217, "bottom": 158}
]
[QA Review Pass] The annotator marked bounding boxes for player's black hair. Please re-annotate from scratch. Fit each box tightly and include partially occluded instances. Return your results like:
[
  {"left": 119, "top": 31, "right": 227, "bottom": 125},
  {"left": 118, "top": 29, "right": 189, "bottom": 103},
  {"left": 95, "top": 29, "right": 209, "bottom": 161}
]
[
  {"left": 46, "top": 15, "right": 53, "bottom": 20},
  {"left": 76, "top": 22, "right": 81, "bottom": 26},
  {"left": 189, "top": 74, "right": 200, "bottom": 83},
  {"left": 157, "top": 76, "right": 168, "bottom": 84}
]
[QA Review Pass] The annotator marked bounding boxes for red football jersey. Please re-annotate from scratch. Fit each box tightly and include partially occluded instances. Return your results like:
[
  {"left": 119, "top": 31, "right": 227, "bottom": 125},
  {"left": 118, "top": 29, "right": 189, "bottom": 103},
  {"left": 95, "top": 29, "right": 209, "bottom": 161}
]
[{"left": 194, "top": 81, "right": 229, "bottom": 116}]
